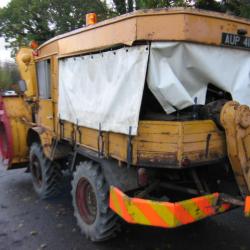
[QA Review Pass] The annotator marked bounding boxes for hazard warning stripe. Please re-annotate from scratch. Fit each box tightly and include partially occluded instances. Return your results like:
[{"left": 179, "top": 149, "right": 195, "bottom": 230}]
[
  {"left": 245, "top": 196, "right": 250, "bottom": 217},
  {"left": 171, "top": 202, "right": 196, "bottom": 225},
  {"left": 133, "top": 199, "right": 170, "bottom": 227},
  {"left": 109, "top": 186, "right": 232, "bottom": 229}
]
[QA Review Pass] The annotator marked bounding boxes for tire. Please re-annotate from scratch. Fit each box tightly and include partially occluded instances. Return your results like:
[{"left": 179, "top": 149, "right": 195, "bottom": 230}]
[
  {"left": 71, "top": 161, "right": 120, "bottom": 242},
  {"left": 29, "top": 143, "right": 63, "bottom": 199}
]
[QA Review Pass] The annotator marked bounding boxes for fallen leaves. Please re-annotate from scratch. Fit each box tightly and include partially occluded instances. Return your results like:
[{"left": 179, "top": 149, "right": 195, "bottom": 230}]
[{"left": 30, "top": 230, "right": 38, "bottom": 236}]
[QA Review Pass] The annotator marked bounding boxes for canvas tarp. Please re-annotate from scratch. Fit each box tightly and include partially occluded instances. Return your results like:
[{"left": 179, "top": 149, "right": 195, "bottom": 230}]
[
  {"left": 148, "top": 42, "right": 250, "bottom": 113},
  {"left": 58, "top": 45, "right": 149, "bottom": 135},
  {"left": 58, "top": 42, "right": 250, "bottom": 135}
]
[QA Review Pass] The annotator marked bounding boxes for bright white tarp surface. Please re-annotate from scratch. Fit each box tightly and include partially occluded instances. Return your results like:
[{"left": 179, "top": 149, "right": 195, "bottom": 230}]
[
  {"left": 58, "top": 45, "right": 149, "bottom": 135},
  {"left": 148, "top": 42, "right": 250, "bottom": 113}
]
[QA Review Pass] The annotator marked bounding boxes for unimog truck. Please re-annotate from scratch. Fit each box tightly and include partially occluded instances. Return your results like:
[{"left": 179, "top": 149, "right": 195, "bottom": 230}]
[{"left": 1, "top": 8, "right": 250, "bottom": 241}]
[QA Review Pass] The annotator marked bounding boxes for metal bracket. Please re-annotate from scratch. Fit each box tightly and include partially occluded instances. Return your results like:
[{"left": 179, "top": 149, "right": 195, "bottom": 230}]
[
  {"left": 76, "top": 119, "right": 82, "bottom": 143},
  {"left": 97, "top": 123, "right": 104, "bottom": 158},
  {"left": 59, "top": 117, "right": 64, "bottom": 139},
  {"left": 127, "top": 126, "right": 133, "bottom": 168},
  {"left": 70, "top": 148, "right": 78, "bottom": 173},
  {"left": 205, "top": 133, "right": 212, "bottom": 158},
  {"left": 50, "top": 138, "right": 59, "bottom": 161}
]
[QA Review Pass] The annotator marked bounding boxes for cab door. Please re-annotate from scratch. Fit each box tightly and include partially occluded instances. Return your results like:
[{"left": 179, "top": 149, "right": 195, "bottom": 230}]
[{"left": 36, "top": 59, "right": 54, "bottom": 131}]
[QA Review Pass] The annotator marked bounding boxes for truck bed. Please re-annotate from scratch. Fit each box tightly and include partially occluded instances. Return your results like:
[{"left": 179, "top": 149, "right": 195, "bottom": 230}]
[{"left": 62, "top": 119, "right": 226, "bottom": 168}]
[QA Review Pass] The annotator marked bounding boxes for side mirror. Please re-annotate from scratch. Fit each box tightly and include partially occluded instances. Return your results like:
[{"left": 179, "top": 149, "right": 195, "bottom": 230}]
[{"left": 18, "top": 80, "right": 27, "bottom": 93}]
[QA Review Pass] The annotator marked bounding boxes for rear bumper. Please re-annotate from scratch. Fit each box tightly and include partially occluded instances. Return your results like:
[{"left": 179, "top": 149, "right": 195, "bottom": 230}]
[{"left": 109, "top": 186, "right": 249, "bottom": 228}]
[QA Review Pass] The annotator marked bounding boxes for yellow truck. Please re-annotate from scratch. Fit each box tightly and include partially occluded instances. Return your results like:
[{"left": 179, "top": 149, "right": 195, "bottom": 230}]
[{"left": 1, "top": 8, "right": 250, "bottom": 241}]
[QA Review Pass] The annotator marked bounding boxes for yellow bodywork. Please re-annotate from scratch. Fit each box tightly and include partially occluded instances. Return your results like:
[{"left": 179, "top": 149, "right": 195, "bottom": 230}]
[
  {"left": 60, "top": 119, "right": 226, "bottom": 167},
  {"left": 6, "top": 9, "right": 250, "bottom": 198},
  {"left": 11, "top": 9, "right": 242, "bottom": 167},
  {"left": 1, "top": 48, "right": 36, "bottom": 168},
  {"left": 221, "top": 101, "right": 250, "bottom": 196},
  {"left": 1, "top": 96, "right": 32, "bottom": 168},
  {"left": 16, "top": 47, "right": 37, "bottom": 98}
]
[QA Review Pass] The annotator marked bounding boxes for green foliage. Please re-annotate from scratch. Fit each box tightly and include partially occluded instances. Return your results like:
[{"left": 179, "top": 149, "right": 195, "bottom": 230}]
[
  {"left": 0, "top": 0, "right": 110, "bottom": 57},
  {"left": 112, "top": 0, "right": 127, "bottom": 14},
  {"left": 113, "top": 0, "right": 191, "bottom": 12},
  {"left": 239, "top": 2, "right": 250, "bottom": 19},
  {"left": 194, "top": 0, "right": 222, "bottom": 12},
  {"left": 139, "top": 0, "right": 192, "bottom": 8},
  {"left": 112, "top": 0, "right": 250, "bottom": 19},
  {"left": 0, "top": 62, "right": 19, "bottom": 90},
  {"left": 1, "top": 0, "right": 250, "bottom": 58}
]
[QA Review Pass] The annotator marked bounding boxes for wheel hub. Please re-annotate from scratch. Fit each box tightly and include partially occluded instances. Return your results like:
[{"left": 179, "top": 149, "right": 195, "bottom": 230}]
[{"left": 76, "top": 177, "right": 97, "bottom": 225}]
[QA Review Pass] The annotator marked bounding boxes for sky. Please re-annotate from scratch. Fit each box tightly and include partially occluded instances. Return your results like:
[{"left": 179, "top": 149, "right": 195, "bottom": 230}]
[{"left": 0, "top": 0, "right": 12, "bottom": 62}]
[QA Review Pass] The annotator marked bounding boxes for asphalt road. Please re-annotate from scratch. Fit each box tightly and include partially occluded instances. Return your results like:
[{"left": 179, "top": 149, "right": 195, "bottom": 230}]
[{"left": 0, "top": 167, "right": 250, "bottom": 250}]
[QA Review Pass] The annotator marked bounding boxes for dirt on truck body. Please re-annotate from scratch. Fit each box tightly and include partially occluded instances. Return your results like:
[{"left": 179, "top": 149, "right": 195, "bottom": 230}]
[{"left": 1, "top": 8, "right": 250, "bottom": 241}]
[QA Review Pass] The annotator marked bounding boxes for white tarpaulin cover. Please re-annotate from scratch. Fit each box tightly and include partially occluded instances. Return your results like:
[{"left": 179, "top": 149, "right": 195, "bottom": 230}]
[
  {"left": 58, "top": 41, "right": 250, "bottom": 135},
  {"left": 58, "top": 45, "right": 149, "bottom": 135},
  {"left": 148, "top": 42, "right": 250, "bottom": 113}
]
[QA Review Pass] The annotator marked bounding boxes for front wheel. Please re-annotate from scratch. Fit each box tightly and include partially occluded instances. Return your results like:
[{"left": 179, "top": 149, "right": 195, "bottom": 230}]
[
  {"left": 71, "top": 161, "right": 120, "bottom": 242},
  {"left": 29, "top": 143, "right": 63, "bottom": 199}
]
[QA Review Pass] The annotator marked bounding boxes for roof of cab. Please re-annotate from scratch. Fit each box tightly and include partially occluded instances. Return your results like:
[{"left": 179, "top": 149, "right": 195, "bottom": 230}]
[{"left": 36, "top": 8, "right": 250, "bottom": 59}]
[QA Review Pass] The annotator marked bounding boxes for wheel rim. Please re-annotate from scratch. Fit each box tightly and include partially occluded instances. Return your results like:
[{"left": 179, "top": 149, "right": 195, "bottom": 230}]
[
  {"left": 30, "top": 155, "right": 43, "bottom": 188},
  {"left": 76, "top": 177, "right": 97, "bottom": 225}
]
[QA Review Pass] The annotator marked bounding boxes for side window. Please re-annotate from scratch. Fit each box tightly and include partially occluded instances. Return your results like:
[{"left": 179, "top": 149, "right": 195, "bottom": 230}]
[{"left": 36, "top": 60, "right": 51, "bottom": 99}]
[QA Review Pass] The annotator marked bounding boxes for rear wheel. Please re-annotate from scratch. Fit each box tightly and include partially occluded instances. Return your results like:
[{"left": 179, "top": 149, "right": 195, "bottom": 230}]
[
  {"left": 29, "top": 143, "right": 63, "bottom": 199},
  {"left": 71, "top": 161, "right": 120, "bottom": 242}
]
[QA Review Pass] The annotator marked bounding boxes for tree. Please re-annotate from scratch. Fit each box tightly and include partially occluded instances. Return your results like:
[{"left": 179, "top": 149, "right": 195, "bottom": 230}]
[
  {"left": 194, "top": 0, "right": 222, "bottom": 12},
  {"left": 112, "top": 0, "right": 192, "bottom": 13},
  {"left": 0, "top": 61, "right": 18, "bottom": 90},
  {"left": 112, "top": 0, "right": 127, "bottom": 14},
  {"left": 111, "top": 0, "right": 250, "bottom": 19},
  {"left": 0, "top": 0, "right": 110, "bottom": 57}
]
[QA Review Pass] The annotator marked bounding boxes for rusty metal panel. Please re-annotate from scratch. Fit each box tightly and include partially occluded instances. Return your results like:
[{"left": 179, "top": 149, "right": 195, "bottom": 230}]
[{"left": 136, "top": 120, "right": 226, "bottom": 168}]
